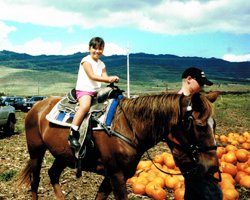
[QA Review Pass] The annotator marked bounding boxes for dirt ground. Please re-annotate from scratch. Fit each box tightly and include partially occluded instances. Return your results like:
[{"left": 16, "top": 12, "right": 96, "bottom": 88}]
[
  {"left": 0, "top": 112, "right": 249, "bottom": 200},
  {"left": 0, "top": 129, "right": 172, "bottom": 200}
]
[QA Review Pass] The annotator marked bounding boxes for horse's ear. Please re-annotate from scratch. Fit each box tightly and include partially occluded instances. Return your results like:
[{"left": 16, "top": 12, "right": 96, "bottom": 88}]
[{"left": 205, "top": 91, "right": 220, "bottom": 103}]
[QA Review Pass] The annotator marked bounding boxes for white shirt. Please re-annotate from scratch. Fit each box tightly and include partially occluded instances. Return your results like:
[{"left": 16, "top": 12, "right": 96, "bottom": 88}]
[{"left": 75, "top": 55, "right": 105, "bottom": 92}]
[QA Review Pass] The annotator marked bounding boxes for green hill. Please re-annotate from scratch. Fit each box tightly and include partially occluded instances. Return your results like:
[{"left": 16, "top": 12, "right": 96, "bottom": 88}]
[{"left": 0, "top": 50, "right": 249, "bottom": 96}]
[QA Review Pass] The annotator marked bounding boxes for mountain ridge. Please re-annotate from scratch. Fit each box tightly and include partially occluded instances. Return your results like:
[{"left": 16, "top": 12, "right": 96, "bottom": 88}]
[{"left": 0, "top": 50, "right": 249, "bottom": 84}]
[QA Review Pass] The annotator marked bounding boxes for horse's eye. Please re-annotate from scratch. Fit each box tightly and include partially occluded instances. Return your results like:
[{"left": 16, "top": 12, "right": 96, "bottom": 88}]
[
  {"left": 195, "top": 123, "right": 208, "bottom": 134},
  {"left": 194, "top": 119, "right": 205, "bottom": 127}
]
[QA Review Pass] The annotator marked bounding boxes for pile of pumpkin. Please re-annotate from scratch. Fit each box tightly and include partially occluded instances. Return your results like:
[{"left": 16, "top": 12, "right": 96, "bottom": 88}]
[{"left": 127, "top": 131, "right": 250, "bottom": 200}]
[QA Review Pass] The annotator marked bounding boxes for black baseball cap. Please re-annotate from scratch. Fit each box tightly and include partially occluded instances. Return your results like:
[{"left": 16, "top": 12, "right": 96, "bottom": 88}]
[{"left": 182, "top": 67, "right": 213, "bottom": 86}]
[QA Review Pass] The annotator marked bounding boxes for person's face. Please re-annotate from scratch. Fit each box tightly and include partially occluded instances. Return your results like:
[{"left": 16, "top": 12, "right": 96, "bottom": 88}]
[
  {"left": 188, "top": 77, "right": 203, "bottom": 93},
  {"left": 89, "top": 45, "right": 104, "bottom": 61}
]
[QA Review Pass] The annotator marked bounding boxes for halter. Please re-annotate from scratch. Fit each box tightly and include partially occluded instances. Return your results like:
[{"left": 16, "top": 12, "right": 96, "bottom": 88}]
[
  {"left": 100, "top": 93, "right": 221, "bottom": 181},
  {"left": 164, "top": 94, "right": 221, "bottom": 181}
]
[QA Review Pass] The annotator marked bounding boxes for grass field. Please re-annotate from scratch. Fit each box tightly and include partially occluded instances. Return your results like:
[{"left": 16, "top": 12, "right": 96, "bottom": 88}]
[
  {"left": 1, "top": 66, "right": 249, "bottom": 96},
  {"left": 214, "top": 93, "right": 250, "bottom": 134},
  {"left": 1, "top": 65, "right": 249, "bottom": 134},
  {"left": 0, "top": 66, "right": 249, "bottom": 200}
]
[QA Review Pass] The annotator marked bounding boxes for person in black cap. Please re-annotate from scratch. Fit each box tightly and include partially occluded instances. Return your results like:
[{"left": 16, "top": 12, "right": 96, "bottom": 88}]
[{"left": 178, "top": 67, "right": 213, "bottom": 96}]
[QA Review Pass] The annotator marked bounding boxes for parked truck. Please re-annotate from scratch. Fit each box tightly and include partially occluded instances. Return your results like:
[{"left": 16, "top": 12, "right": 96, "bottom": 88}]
[{"left": 0, "top": 100, "right": 16, "bottom": 135}]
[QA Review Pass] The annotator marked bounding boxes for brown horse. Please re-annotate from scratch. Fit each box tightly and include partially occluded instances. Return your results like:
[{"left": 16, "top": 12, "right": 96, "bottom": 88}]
[{"left": 19, "top": 91, "right": 222, "bottom": 200}]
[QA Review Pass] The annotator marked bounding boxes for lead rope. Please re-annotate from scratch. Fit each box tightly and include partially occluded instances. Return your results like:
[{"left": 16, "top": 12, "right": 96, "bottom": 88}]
[{"left": 145, "top": 151, "right": 189, "bottom": 176}]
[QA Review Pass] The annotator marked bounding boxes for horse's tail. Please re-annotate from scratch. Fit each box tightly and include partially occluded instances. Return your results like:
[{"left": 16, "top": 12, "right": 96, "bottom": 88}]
[
  {"left": 18, "top": 160, "right": 34, "bottom": 187},
  {"left": 18, "top": 100, "right": 48, "bottom": 187}
]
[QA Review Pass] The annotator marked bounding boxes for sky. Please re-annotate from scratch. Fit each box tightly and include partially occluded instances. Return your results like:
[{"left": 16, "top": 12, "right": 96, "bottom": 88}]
[{"left": 0, "top": 0, "right": 250, "bottom": 62}]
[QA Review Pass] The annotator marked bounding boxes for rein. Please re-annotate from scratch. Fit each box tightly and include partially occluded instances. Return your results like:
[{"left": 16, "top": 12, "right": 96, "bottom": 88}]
[
  {"left": 92, "top": 114, "right": 136, "bottom": 149},
  {"left": 146, "top": 94, "right": 221, "bottom": 181},
  {"left": 172, "top": 95, "right": 218, "bottom": 163},
  {"left": 94, "top": 92, "right": 221, "bottom": 181},
  {"left": 146, "top": 151, "right": 221, "bottom": 183}
]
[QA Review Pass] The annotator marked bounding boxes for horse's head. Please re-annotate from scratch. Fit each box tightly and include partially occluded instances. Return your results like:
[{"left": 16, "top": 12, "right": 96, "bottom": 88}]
[{"left": 169, "top": 91, "right": 220, "bottom": 179}]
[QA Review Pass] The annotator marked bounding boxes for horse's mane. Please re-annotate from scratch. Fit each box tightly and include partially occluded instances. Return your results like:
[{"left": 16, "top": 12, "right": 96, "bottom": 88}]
[
  {"left": 118, "top": 92, "right": 214, "bottom": 134},
  {"left": 118, "top": 93, "right": 181, "bottom": 136}
]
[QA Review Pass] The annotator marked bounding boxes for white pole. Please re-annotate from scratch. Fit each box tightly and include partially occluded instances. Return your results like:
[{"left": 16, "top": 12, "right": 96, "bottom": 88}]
[{"left": 126, "top": 43, "right": 130, "bottom": 98}]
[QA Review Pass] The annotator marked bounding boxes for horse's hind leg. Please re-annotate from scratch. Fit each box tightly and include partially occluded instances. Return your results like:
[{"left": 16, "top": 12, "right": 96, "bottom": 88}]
[
  {"left": 48, "top": 158, "right": 67, "bottom": 200},
  {"left": 95, "top": 177, "right": 112, "bottom": 200},
  {"left": 29, "top": 147, "right": 46, "bottom": 200}
]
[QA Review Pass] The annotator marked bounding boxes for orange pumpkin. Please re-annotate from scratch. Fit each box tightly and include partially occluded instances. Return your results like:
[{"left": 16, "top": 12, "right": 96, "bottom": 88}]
[
  {"left": 237, "top": 136, "right": 246, "bottom": 144},
  {"left": 239, "top": 175, "right": 250, "bottom": 188},
  {"left": 225, "top": 144, "right": 237, "bottom": 152},
  {"left": 241, "top": 142, "right": 250, "bottom": 150},
  {"left": 221, "top": 162, "right": 237, "bottom": 177},
  {"left": 217, "top": 146, "right": 226, "bottom": 159},
  {"left": 243, "top": 166, "right": 250, "bottom": 174},
  {"left": 174, "top": 187, "right": 185, "bottom": 200},
  {"left": 127, "top": 176, "right": 137, "bottom": 185},
  {"left": 221, "top": 173, "right": 236, "bottom": 185},
  {"left": 145, "top": 182, "right": 155, "bottom": 197},
  {"left": 137, "top": 160, "right": 152, "bottom": 170},
  {"left": 132, "top": 181, "right": 146, "bottom": 195},
  {"left": 150, "top": 162, "right": 163, "bottom": 173},
  {"left": 152, "top": 176, "right": 165, "bottom": 188},
  {"left": 145, "top": 182, "right": 167, "bottom": 199},
  {"left": 163, "top": 154, "right": 176, "bottom": 169},
  {"left": 150, "top": 186, "right": 167, "bottom": 200},
  {"left": 230, "top": 140, "right": 239, "bottom": 146},
  {"left": 164, "top": 175, "right": 180, "bottom": 189},
  {"left": 136, "top": 176, "right": 149, "bottom": 185},
  {"left": 157, "top": 170, "right": 168, "bottom": 180},
  {"left": 243, "top": 131, "right": 250, "bottom": 137},
  {"left": 219, "top": 135, "right": 228, "bottom": 143},
  {"left": 235, "top": 149, "right": 249, "bottom": 162},
  {"left": 223, "top": 151, "right": 237, "bottom": 164},
  {"left": 153, "top": 154, "right": 165, "bottom": 165},
  {"left": 222, "top": 188, "right": 239, "bottom": 200},
  {"left": 235, "top": 171, "right": 247, "bottom": 184},
  {"left": 236, "top": 162, "right": 248, "bottom": 172},
  {"left": 219, "top": 180, "right": 235, "bottom": 190}
]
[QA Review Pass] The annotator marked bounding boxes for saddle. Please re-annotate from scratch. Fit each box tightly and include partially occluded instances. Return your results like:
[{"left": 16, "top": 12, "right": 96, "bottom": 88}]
[{"left": 46, "top": 84, "right": 124, "bottom": 174}]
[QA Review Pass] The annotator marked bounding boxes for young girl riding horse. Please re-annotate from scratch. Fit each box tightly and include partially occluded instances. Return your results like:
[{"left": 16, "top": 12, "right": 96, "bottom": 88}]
[{"left": 68, "top": 37, "right": 119, "bottom": 150}]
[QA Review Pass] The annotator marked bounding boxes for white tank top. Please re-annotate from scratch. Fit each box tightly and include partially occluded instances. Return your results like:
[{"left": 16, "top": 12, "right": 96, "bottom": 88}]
[{"left": 75, "top": 55, "right": 105, "bottom": 92}]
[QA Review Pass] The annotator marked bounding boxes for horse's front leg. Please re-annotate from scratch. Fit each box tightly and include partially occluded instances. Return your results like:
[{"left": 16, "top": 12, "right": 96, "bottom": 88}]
[
  {"left": 48, "top": 158, "right": 67, "bottom": 200},
  {"left": 110, "top": 172, "right": 128, "bottom": 200},
  {"left": 95, "top": 177, "right": 112, "bottom": 200}
]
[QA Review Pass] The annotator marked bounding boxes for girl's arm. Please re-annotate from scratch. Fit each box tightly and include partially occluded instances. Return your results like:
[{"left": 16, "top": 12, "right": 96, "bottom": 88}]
[{"left": 83, "top": 62, "right": 119, "bottom": 83}]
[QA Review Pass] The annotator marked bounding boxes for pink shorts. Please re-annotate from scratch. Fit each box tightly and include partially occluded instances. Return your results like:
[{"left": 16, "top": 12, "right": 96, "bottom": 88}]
[{"left": 76, "top": 90, "right": 97, "bottom": 100}]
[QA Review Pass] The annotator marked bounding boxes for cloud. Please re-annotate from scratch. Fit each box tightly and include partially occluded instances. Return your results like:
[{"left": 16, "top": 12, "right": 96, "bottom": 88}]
[
  {"left": 4, "top": 36, "right": 126, "bottom": 56},
  {"left": 0, "top": 21, "right": 16, "bottom": 49},
  {"left": 0, "top": 0, "right": 249, "bottom": 59},
  {"left": 11, "top": 37, "right": 63, "bottom": 55},
  {"left": 0, "top": 1, "right": 84, "bottom": 28},
  {"left": 103, "top": 43, "right": 126, "bottom": 56},
  {"left": 223, "top": 54, "right": 250, "bottom": 62},
  {"left": 0, "top": 0, "right": 249, "bottom": 34}
]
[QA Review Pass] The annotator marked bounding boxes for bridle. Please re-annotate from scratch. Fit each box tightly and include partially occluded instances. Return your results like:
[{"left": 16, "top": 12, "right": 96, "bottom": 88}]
[
  {"left": 167, "top": 95, "right": 218, "bottom": 163},
  {"left": 162, "top": 95, "right": 221, "bottom": 181},
  {"left": 98, "top": 93, "right": 221, "bottom": 181}
]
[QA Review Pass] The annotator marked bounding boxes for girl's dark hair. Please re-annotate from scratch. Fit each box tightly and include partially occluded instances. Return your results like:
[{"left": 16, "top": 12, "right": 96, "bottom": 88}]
[{"left": 89, "top": 37, "right": 105, "bottom": 48}]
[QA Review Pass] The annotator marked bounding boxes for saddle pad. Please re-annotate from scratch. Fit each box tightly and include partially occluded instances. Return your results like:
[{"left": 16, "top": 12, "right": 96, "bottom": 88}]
[
  {"left": 46, "top": 101, "right": 74, "bottom": 127},
  {"left": 46, "top": 98, "right": 115, "bottom": 128}
]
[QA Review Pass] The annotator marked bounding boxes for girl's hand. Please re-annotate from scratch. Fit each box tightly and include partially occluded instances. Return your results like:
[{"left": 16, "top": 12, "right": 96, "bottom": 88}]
[{"left": 109, "top": 76, "right": 119, "bottom": 83}]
